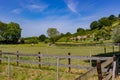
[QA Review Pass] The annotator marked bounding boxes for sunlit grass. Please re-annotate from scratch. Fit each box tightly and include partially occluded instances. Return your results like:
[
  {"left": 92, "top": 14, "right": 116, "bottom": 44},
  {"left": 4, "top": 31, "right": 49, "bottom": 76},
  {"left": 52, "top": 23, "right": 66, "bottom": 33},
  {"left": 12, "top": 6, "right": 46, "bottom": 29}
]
[{"left": 0, "top": 43, "right": 119, "bottom": 80}]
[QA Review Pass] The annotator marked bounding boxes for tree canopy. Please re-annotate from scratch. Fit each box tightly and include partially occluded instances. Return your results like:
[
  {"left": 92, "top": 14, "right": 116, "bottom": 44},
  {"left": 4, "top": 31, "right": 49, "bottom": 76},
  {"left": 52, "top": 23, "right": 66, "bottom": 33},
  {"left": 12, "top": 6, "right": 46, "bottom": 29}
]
[{"left": 0, "top": 22, "right": 21, "bottom": 43}]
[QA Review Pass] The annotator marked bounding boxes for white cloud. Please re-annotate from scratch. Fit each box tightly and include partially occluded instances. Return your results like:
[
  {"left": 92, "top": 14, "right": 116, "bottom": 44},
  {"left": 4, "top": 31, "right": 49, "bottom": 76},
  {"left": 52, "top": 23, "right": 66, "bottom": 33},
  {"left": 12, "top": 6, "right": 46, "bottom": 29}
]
[
  {"left": 64, "top": 0, "right": 80, "bottom": 14},
  {"left": 11, "top": 9, "right": 22, "bottom": 14},
  {"left": 26, "top": 4, "right": 48, "bottom": 12}
]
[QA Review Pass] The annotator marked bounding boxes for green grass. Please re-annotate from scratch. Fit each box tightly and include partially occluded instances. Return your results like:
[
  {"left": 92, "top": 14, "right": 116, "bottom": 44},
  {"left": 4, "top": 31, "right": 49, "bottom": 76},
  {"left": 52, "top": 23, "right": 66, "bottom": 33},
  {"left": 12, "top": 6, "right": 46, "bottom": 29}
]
[{"left": 0, "top": 43, "right": 119, "bottom": 80}]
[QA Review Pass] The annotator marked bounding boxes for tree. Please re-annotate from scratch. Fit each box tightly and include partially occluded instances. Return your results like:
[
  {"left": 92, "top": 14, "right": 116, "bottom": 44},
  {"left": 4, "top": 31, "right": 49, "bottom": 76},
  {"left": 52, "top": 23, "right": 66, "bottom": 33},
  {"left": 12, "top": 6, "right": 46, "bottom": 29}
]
[
  {"left": 118, "top": 14, "right": 120, "bottom": 19},
  {"left": 39, "top": 34, "right": 46, "bottom": 42},
  {"left": 65, "top": 32, "right": 72, "bottom": 36},
  {"left": 99, "top": 17, "right": 112, "bottom": 27},
  {"left": 1, "top": 22, "right": 21, "bottom": 43},
  {"left": 112, "top": 25, "right": 120, "bottom": 43},
  {"left": 0, "top": 21, "right": 7, "bottom": 33},
  {"left": 90, "top": 21, "right": 101, "bottom": 30},
  {"left": 47, "top": 28, "right": 60, "bottom": 43},
  {"left": 108, "top": 14, "right": 117, "bottom": 21},
  {"left": 77, "top": 28, "right": 85, "bottom": 32}
]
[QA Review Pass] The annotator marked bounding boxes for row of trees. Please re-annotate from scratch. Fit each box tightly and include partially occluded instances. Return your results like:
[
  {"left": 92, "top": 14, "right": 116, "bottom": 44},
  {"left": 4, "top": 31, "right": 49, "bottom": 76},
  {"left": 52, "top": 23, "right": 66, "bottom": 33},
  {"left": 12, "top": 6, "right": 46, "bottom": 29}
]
[
  {"left": 0, "top": 14, "right": 120, "bottom": 44},
  {"left": 90, "top": 14, "right": 120, "bottom": 30},
  {"left": 0, "top": 21, "right": 21, "bottom": 43}
]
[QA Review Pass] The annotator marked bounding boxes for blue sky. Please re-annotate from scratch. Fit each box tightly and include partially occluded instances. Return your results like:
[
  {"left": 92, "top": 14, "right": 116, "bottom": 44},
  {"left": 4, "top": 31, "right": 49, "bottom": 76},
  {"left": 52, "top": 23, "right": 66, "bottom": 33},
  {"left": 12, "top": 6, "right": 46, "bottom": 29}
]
[{"left": 0, "top": 0, "right": 120, "bottom": 37}]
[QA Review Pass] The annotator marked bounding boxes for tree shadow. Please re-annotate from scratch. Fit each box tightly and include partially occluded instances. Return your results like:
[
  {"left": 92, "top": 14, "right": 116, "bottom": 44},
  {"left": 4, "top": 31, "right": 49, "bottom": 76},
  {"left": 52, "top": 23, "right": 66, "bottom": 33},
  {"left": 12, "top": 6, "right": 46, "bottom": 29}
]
[{"left": 85, "top": 51, "right": 120, "bottom": 67}]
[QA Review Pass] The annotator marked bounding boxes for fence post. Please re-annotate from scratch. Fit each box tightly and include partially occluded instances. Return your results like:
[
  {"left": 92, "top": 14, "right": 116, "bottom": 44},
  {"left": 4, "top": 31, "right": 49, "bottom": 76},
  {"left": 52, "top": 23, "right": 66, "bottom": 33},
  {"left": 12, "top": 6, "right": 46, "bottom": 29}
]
[
  {"left": 38, "top": 52, "right": 41, "bottom": 68},
  {"left": 68, "top": 52, "right": 71, "bottom": 72},
  {"left": 56, "top": 57, "right": 59, "bottom": 80},
  {"left": 0, "top": 50, "right": 2, "bottom": 64},
  {"left": 96, "top": 60, "right": 102, "bottom": 80},
  {"left": 104, "top": 45, "right": 106, "bottom": 54},
  {"left": 16, "top": 51, "right": 19, "bottom": 66},
  {"left": 112, "top": 55, "right": 116, "bottom": 80}
]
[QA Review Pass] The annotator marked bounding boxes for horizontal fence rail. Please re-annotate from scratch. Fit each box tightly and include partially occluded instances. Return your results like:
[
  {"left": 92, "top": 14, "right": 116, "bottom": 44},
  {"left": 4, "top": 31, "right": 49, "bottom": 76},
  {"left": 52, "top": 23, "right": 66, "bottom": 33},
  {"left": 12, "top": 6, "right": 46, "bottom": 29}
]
[
  {"left": 75, "top": 57, "right": 113, "bottom": 80},
  {"left": 2, "top": 52, "right": 111, "bottom": 60},
  {"left": 0, "top": 51, "right": 115, "bottom": 80}
]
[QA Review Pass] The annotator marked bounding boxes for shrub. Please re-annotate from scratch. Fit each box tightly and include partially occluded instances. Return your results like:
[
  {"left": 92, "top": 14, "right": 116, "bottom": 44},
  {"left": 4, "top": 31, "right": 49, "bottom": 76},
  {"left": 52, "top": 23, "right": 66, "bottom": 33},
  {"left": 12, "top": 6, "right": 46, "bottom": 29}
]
[{"left": 112, "top": 25, "right": 120, "bottom": 43}]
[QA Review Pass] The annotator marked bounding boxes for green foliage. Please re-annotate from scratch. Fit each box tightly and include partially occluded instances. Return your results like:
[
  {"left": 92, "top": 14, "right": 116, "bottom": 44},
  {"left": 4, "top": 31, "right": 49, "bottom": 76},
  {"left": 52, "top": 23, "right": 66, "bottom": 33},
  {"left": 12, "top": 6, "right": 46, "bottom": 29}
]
[
  {"left": 0, "top": 21, "right": 7, "bottom": 32},
  {"left": 112, "top": 25, "right": 120, "bottom": 43},
  {"left": 99, "top": 17, "right": 112, "bottom": 27},
  {"left": 90, "top": 21, "right": 100, "bottom": 30},
  {"left": 65, "top": 32, "right": 72, "bottom": 37},
  {"left": 57, "top": 37, "right": 71, "bottom": 42},
  {"left": 24, "top": 36, "right": 39, "bottom": 44},
  {"left": 44, "top": 38, "right": 50, "bottom": 43},
  {"left": 77, "top": 28, "right": 85, "bottom": 32},
  {"left": 47, "top": 28, "right": 60, "bottom": 43},
  {"left": 39, "top": 34, "right": 46, "bottom": 42},
  {"left": 47, "top": 28, "right": 59, "bottom": 38},
  {"left": 94, "top": 29, "right": 110, "bottom": 41},
  {"left": 118, "top": 14, "right": 120, "bottom": 19},
  {"left": 1, "top": 22, "right": 21, "bottom": 43},
  {"left": 108, "top": 14, "right": 117, "bottom": 21}
]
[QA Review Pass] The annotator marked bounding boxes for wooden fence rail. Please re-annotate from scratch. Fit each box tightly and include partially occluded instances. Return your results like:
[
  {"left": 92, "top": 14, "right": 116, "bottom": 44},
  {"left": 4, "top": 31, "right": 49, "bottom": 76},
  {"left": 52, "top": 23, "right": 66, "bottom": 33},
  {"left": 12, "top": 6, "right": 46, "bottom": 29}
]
[
  {"left": 0, "top": 51, "right": 113, "bottom": 80},
  {"left": 75, "top": 55, "right": 114, "bottom": 80}
]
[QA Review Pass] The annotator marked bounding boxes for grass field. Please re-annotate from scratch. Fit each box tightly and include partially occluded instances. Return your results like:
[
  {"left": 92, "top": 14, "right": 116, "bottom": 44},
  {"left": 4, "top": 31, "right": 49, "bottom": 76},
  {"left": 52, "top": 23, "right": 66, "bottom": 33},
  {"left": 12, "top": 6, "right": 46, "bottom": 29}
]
[{"left": 0, "top": 43, "right": 119, "bottom": 80}]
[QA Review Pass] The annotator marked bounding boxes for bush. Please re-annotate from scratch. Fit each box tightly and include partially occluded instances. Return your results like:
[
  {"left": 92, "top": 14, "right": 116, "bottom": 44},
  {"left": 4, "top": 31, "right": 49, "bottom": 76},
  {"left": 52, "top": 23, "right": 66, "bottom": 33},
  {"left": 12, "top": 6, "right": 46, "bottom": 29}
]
[
  {"left": 112, "top": 25, "right": 120, "bottom": 43},
  {"left": 44, "top": 39, "right": 50, "bottom": 43}
]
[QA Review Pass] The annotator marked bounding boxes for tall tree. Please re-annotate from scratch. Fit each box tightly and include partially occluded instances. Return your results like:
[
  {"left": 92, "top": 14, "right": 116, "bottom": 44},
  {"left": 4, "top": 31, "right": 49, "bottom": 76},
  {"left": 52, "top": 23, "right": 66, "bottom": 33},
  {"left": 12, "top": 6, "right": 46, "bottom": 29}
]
[
  {"left": 47, "top": 28, "right": 60, "bottom": 43},
  {"left": 118, "top": 14, "right": 120, "bottom": 19},
  {"left": 39, "top": 34, "right": 46, "bottom": 42},
  {"left": 108, "top": 14, "right": 117, "bottom": 22},
  {"left": 77, "top": 28, "right": 85, "bottom": 32},
  {"left": 90, "top": 21, "right": 101, "bottom": 30},
  {"left": 1, "top": 22, "right": 21, "bottom": 43},
  {"left": 112, "top": 25, "right": 120, "bottom": 43},
  {"left": 0, "top": 21, "right": 7, "bottom": 32},
  {"left": 99, "top": 17, "right": 112, "bottom": 27}
]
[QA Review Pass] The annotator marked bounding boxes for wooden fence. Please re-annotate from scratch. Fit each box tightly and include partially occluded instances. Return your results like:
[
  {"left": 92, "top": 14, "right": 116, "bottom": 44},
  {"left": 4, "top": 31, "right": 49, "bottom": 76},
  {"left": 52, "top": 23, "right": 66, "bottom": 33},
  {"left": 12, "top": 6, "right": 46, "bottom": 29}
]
[
  {"left": 0, "top": 51, "right": 111, "bottom": 70},
  {"left": 75, "top": 55, "right": 116, "bottom": 80},
  {"left": 0, "top": 50, "right": 116, "bottom": 80}
]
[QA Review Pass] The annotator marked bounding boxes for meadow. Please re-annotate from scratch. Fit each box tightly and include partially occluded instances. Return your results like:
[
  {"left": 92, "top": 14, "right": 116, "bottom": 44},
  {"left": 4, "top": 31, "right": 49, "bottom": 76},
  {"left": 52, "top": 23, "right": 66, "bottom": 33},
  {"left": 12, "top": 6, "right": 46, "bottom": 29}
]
[{"left": 0, "top": 43, "right": 119, "bottom": 80}]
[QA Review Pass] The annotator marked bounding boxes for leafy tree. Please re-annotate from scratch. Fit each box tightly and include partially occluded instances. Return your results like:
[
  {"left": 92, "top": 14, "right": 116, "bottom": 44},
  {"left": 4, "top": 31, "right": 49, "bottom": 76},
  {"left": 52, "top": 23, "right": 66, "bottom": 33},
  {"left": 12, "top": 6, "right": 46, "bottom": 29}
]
[
  {"left": 1, "top": 22, "right": 21, "bottom": 43},
  {"left": 23, "top": 36, "right": 39, "bottom": 44},
  {"left": 47, "top": 28, "right": 60, "bottom": 43},
  {"left": 90, "top": 21, "right": 101, "bottom": 30},
  {"left": 108, "top": 14, "right": 117, "bottom": 21},
  {"left": 0, "top": 21, "right": 7, "bottom": 32},
  {"left": 77, "top": 28, "right": 85, "bottom": 32},
  {"left": 39, "top": 34, "right": 46, "bottom": 42},
  {"left": 65, "top": 32, "right": 72, "bottom": 36},
  {"left": 118, "top": 14, "right": 120, "bottom": 19},
  {"left": 99, "top": 17, "right": 112, "bottom": 27},
  {"left": 112, "top": 25, "right": 120, "bottom": 43}
]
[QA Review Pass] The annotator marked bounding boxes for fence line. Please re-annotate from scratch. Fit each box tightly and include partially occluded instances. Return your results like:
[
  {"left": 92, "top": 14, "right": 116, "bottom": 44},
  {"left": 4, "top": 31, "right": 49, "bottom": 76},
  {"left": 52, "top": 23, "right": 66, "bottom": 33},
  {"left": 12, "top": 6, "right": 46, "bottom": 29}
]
[
  {"left": 75, "top": 55, "right": 115, "bottom": 80},
  {"left": 0, "top": 51, "right": 115, "bottom": 80}
]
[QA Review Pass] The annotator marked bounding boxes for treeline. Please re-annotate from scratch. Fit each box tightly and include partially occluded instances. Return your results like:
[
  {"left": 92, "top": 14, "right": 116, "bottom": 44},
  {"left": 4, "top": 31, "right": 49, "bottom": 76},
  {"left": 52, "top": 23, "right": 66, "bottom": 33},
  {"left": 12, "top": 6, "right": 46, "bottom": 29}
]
[{"left": 0, "top": 14, "right": 120, "bottom": 44}]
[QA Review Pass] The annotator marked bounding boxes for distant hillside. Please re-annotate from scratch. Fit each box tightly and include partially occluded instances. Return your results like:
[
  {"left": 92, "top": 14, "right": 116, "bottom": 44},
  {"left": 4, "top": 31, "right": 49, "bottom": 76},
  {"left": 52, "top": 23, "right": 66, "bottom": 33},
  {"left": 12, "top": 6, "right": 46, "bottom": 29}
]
[{"left": 58, "top": 14, "right": 120, "bottom": 44}]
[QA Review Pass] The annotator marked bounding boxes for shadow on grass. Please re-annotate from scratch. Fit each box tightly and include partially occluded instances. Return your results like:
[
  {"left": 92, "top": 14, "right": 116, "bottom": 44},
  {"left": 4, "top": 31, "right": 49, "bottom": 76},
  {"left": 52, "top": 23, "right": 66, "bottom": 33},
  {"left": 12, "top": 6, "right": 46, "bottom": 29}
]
[{"left": 85, "top": 51, "right": 120, "bottom": 67}]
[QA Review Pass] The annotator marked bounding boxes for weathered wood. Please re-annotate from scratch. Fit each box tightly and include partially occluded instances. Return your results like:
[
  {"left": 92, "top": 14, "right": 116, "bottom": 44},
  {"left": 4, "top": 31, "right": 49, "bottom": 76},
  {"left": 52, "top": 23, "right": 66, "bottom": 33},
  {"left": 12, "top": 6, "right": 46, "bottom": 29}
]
[
  {"left": 0, "top": 50, "right": 2, "bottom": 64},
  {"left": 68, "top": 53, "right": 71, "bottom": 72},
  {"left": 2, "top": 52, "right": 111, "bottom": 60},
  {"left": 38, "top": 52, "right": 41, "bottom": 68},
  {"left": 75, "top": 67, "right": 97, "bottom": 80},
  {"left": 112, "top": 55, "right": 116, "bottom": 80},
  {"left": 103, "top": 73, "right": 112, "bottom": 80},
  {"left": 16, "top": 51, "right": 19, "bottom": 66},
  {"left": 97, "top": 60, "right": 103, "bottom": 80}
]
